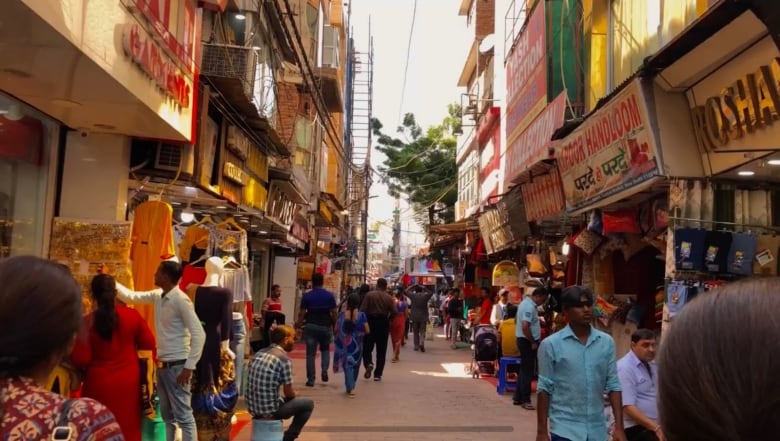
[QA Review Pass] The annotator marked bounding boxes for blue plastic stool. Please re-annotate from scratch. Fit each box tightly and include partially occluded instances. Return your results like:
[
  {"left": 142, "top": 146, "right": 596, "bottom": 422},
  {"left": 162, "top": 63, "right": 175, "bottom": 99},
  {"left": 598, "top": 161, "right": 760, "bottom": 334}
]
[
  {"left": 251, "top": 419, "right": 283, "bottom": 441},
  {"left": 497, "top": 356, "right": 522, "bottom": 395}
]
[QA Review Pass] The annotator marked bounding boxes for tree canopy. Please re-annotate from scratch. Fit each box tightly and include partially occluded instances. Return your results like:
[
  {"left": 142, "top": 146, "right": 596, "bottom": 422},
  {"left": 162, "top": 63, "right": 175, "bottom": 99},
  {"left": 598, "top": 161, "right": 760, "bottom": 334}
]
[{"left": 372, "top": 104, "right": 461, "bottom": 230}]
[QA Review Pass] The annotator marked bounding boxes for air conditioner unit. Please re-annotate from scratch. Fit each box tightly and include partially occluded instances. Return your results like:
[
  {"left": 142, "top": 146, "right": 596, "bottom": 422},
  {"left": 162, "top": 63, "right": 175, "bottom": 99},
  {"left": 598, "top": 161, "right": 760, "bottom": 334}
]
[
  {"left": 321, "top": 25, "right": 340, "bottom": 68},
  {"left": 154, "top": 143, "right": 195, "bottom": 175}
]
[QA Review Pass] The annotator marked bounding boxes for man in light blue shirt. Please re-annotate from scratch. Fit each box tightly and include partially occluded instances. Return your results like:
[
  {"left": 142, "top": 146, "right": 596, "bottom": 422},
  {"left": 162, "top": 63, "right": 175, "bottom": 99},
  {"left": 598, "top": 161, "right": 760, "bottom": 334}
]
[
  {"left": 513, "top": 287, "right": 548, "bottom": 409},
  {"left": 617, "top": 329, "right": 661, "bottom": 441},
  {"left": 536, "top": 286, "right": 626, "bottom": 441}
]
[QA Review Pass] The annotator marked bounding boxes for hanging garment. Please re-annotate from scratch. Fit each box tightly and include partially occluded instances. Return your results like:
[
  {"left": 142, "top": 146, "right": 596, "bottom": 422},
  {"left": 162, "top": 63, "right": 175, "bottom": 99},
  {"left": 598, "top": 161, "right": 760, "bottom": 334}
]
[
  {"left": 223, "top": 267, "right": 252, "bottom": 303},
  {"left": 727, "top": 233, "right": 758, "bottom": 276},
  {"left": 179, "top": 265, "right": 207, "bottom": 291},
  {"left": 179, "top": 225, "right": 211, "bottom": 263},
  {"left": 753, "top": 234, "right": 780, "bottom": 276},
  {"left": 674, "top": 228, "right": 707, "bottom": 271},
  {"left": 131, "top": 200, "right": 176, "bottom": 329},
  {"left": 209, "top": 228, "right": 249, "bottom": 265}
]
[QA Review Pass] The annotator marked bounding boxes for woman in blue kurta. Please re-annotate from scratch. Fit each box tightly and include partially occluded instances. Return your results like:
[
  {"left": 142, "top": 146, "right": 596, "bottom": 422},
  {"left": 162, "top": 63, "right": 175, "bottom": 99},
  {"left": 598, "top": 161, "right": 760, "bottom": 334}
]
[{"left": 333, "top": 294, "right": 370, "bottom": 396}]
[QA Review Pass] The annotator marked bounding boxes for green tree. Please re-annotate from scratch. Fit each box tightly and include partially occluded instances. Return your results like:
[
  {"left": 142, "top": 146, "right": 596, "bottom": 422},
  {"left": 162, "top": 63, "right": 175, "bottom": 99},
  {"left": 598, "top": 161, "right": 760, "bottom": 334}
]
[{"left": 372, "top": 104, "right": 461, "bottom": 230}]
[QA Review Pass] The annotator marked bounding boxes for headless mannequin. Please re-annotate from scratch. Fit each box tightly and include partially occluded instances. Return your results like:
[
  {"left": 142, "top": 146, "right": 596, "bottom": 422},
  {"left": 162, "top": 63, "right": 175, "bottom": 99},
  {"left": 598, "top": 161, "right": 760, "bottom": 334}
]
[{"left": 187, "top": 257, "right": 235, "bottom": 364}]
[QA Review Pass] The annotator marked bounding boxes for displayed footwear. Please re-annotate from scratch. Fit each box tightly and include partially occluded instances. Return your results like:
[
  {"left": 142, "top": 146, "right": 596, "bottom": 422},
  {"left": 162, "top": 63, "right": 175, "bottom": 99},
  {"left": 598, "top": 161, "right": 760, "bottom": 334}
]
[
  {"left": 322, "top": 372, "right": 329, "bottom": 382},
  {"left": 305, "top": 381, "right": 315, "bottom": 387},
  {"left": 364, "top": 364, "right": 373, "bottom": 379},
  {"left": 373, "top": 377, "right": 381, "bottom": 381}
]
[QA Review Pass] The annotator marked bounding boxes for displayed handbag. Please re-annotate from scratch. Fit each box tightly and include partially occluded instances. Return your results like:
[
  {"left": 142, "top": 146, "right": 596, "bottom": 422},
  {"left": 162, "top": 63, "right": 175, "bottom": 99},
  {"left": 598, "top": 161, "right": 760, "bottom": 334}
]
[
  {"left": 526, "top": 241, "right": 548, "bottom": 277},
  {"left": 138, "top": 350, "right": 156, "bottom": 419}
]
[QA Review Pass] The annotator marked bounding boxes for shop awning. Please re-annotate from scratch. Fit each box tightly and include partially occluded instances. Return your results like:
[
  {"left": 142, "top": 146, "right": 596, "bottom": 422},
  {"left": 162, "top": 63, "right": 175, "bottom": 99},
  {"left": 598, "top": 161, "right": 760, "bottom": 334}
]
[
  {"left": 268, "top": 167, "right": 309, "bottom": 205},
  {"left": 428, "top": 219, "right": 480, "bottom": 235}
]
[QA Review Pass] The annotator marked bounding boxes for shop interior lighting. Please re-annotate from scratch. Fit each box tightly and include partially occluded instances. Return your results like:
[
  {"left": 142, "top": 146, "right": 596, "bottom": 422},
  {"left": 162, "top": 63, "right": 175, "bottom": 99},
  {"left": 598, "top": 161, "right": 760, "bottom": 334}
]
[
  {"left": 259, "top": 230, "right": 268, "bottom": 234},
  {"left": 235, "top": 13, "right": 246, "bottom": 20},
  {"left": 180, "top": 203, "right": 195, "bottom": 223},
  {"left": 561, "top": 241, "right": 570, "bottom": 256},
  {"left": 737, "top": 170, "right": 755, "bottom": 176},
  {"left": 768, "top": 159, "right": 780, "bottom": 166}
]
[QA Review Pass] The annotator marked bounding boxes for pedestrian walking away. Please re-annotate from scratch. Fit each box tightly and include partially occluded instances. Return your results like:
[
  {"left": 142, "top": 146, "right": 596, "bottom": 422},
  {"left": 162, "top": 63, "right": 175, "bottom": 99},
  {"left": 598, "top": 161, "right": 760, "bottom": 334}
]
[
  {"left": 296, "top": 273, "right": 338, "bottom": 387},
  {"left": 407, "top": 284, "right": 434, "bottom": 352},
  {"left": 359, "top": 278, "right": 395, "bottom": 381},
  {"left": 333, "top": 294, "right": 370, "bottom": 396}
]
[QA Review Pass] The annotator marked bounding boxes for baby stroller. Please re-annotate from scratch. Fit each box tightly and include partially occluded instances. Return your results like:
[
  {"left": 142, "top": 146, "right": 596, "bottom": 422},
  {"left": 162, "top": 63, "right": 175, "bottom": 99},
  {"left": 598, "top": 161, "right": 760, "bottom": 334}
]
[{"left": 469, "top": 324, "right": 499, "bottom": 379}]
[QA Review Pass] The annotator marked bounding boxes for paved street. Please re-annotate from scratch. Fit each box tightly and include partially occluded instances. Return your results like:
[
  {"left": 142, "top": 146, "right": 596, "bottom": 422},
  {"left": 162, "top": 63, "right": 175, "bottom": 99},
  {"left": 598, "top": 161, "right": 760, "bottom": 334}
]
[{"left": 231, "top": 329, "right": 536, "bottom": 440}]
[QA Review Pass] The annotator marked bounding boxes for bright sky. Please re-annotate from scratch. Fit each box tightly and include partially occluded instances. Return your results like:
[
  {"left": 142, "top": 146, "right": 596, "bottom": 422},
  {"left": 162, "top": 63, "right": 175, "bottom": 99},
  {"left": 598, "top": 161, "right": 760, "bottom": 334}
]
[{"left": 349, "top": 0, "right": 471, "bottom": 254}]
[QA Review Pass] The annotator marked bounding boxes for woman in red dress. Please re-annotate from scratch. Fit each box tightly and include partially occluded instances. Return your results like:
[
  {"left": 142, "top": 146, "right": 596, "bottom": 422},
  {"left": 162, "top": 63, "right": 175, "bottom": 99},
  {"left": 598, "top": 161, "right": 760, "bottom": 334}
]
[
  {"left": 389, "top": 288, "right": 409, "bottom": 362},
  {"left": 72, "top": 274, "right": 156, "bottom": 441}
]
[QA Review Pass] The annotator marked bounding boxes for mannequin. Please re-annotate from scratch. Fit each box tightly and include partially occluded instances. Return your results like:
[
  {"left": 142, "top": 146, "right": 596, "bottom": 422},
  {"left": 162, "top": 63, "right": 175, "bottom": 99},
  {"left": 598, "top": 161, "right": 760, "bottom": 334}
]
[{"left": 187, "top": 256, "right": 237, "bottom": 441}]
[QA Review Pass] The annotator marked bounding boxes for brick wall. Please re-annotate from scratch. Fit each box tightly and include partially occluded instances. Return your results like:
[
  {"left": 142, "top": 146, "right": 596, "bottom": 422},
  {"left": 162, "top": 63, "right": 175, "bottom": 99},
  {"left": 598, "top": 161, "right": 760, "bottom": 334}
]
[{"left": 475, "top": 0, "right": 495, "bottom": 39}]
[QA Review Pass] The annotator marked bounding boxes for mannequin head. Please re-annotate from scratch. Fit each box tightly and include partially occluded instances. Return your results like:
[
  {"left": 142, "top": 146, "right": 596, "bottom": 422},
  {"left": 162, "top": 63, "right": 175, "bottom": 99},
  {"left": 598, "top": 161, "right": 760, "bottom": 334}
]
[{"left": 204, "top": 256, "right": 224, "bottom": 287}]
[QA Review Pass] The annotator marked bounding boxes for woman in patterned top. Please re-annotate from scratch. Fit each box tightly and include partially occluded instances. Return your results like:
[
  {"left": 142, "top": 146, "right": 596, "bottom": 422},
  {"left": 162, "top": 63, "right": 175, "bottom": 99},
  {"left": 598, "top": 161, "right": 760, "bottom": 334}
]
[{"left": 0, "top": 256, "right": 124, "bottom": 441}]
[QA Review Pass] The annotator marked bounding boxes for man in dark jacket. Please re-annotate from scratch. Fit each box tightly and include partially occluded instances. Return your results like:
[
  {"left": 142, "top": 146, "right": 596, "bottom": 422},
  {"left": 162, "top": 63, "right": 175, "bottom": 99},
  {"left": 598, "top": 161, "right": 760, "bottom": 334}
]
[{"left": 406, "top": 284, "right": 434, "bottom": 352}]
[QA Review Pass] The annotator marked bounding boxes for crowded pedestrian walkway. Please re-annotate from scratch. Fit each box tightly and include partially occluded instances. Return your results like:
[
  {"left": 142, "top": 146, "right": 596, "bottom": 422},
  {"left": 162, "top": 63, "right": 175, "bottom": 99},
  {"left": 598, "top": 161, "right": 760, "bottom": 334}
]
[{"left": 230, "top": 328, "right": 536, "bottom": 441}]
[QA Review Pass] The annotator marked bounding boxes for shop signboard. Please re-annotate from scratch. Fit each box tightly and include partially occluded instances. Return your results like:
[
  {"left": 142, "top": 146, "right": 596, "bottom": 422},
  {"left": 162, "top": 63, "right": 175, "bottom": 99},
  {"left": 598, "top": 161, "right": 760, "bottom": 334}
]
[
  {"left": 198, "top": 117, "right": 219, "bottom": 189},
  {"left": 122, "top": 23, "right": 192, "bottom": 108},
  {"left": 223, "top": 162, "right": 246, "bottom": 185},
  {"left": 290, "top": 218, "right": 310, "bottom": 244},
  {"left": 687, "top": 36, "right": 780, "bottom": 160},
  {"left": 242, "top": 177, "right": 268, "bottom": 212},
  {"left": 557, "top": 79, "right": 660, "bottom": 213},
  {"left": 505, "top": 1, "right": 547, "bottom": 143},
  {"left": 266, "top": 184, "right": 297, "bottom": 228},
  {"left": 505, "top": 91, "right": 567, "bottom": 186},
  {"left": 120, "top": 0, "right": 197, "bottom": 74},
  {"left": 297, "top": 260, "right": 315, "bottom": 281},
  {"left": 520, "top": 168, "right": 566, "bottom": 221}
]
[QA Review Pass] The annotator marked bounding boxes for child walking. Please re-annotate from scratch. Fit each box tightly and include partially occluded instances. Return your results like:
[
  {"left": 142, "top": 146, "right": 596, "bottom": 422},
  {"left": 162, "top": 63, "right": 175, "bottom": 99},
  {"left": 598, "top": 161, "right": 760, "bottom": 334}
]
[{"left": 333, "top": 293, "right": 370, "bottom": 396}]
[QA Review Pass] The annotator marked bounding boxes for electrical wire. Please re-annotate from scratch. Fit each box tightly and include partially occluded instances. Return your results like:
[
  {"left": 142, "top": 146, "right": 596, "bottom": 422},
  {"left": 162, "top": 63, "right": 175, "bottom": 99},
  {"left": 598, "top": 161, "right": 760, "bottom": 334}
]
[{"left": 397, "top": 0, "right": 418, "bottom": 127}]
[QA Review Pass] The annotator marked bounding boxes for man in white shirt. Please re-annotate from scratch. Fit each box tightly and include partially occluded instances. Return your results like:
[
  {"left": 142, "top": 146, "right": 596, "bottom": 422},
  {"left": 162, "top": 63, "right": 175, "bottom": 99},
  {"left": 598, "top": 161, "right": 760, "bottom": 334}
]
[
  {"left": 491, "top": 289, "right": 510, "bottom": 326},
  {"left": 116, "top": 260, "right": 206, "bottom": 441}
]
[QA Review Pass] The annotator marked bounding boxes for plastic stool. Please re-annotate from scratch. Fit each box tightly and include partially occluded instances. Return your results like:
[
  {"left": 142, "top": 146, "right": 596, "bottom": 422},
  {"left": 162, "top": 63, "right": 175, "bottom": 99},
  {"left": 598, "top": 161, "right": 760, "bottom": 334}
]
[
  {"left": 497, "top": 356, "right": 522, "bottom": 395},
  {"left": 251, "top": 419, "right": 283, "bottom": 441}
]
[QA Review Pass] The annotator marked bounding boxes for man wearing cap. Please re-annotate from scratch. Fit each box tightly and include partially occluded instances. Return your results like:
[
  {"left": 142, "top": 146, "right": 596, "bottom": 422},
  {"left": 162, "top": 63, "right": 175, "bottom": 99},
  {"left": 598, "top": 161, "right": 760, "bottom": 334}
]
[
  {"left": 491, "top": 289, "right": 510, "bottom": 327},
  {"left": 535, "top": 286, "right": 626, "bottom": 441}
]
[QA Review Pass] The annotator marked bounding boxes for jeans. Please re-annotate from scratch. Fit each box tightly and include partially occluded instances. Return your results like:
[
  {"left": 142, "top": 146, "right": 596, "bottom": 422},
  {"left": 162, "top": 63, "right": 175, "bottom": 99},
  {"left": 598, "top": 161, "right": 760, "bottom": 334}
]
[
  {"left": 412, "top": 320, "right": 427, "bottom": 349},
  {"left": 303, "top": 324, "right": 332, "bottom": 383},
  {"left": 231, "top": 317, "right": 247, "bottom": 395},
  {"left": 343, "top": 364, "right": 359, "bottom": 392},
  {"left": 272, "top": 397, "right": 315, "bottom": 441},
  {"left": 550, "top": 435, "right": 572, "bottom": 441},
  {"left": 157, "top": 364, "right": 197, "bottom": 441},
  {"left": 450, "top": 318, "right": 461, "bottom": 345},
  {"left": 513, "top": 337, "right": 537, "bottom": 404},
  {"left": 362, "top": 315, "right": 390, "bottom": 378}
]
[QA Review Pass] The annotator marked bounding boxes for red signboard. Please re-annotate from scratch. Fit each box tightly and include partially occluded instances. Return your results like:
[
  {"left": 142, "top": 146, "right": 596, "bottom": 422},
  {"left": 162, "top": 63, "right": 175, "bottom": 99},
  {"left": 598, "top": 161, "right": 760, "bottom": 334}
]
[
  {"left": 124, "top": 0, "right": 197, "bottom": 74},
  {"left": 123, "top": 23, "right": 192, "bottom": 108},
  {"left": 520, "top": 168, "right": 566, "bottom": 221},
  {"left": 198, "top": 0, "right": 228, "bottom": 11},
  {"left": 480, "top": 125, "right": 501, "bottom": 206},
  {"left": 505, "top": 1, "right": 547, "bottom": 141},
  {"left": 504, "top": 90, "right": 567, "bottom": 186}
]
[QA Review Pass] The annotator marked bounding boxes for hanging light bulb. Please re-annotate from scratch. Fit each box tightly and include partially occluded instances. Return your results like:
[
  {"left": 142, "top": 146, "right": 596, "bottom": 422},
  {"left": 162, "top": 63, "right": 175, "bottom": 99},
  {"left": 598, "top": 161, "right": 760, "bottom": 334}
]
[
  {"left": 561, "top": 241, "right": 570, "bottom": 256},
  {"left": 180, "top": 203, "right": 195, "bottom": 223}
]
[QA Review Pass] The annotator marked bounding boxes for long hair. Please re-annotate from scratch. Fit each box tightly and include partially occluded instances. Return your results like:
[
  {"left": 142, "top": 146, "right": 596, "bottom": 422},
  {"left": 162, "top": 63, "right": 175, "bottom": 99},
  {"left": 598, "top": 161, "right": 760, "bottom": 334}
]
[
  {"left": 91, "top": 274, "right": 118, "bottom": 340},
  {"left": 658, "top": 278, "right": 780, "bottom": 441}
]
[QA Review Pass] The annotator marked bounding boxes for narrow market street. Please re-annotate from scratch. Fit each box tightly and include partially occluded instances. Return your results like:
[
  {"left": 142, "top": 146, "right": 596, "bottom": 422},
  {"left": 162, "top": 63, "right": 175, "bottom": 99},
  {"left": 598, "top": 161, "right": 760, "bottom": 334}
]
[{"left": 231, "top": 330, "right": 535, "bottom": 441}]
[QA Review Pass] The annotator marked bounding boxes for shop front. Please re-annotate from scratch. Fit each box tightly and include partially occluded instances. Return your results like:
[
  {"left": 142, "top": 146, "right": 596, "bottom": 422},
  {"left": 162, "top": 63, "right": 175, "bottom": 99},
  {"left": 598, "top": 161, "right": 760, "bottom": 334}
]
[
  {"left": 0, "top": 93, "right": 60, "bottom": 257},
  {"left": 637, "top": 1, "right": 780, "bottom": 329}
]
